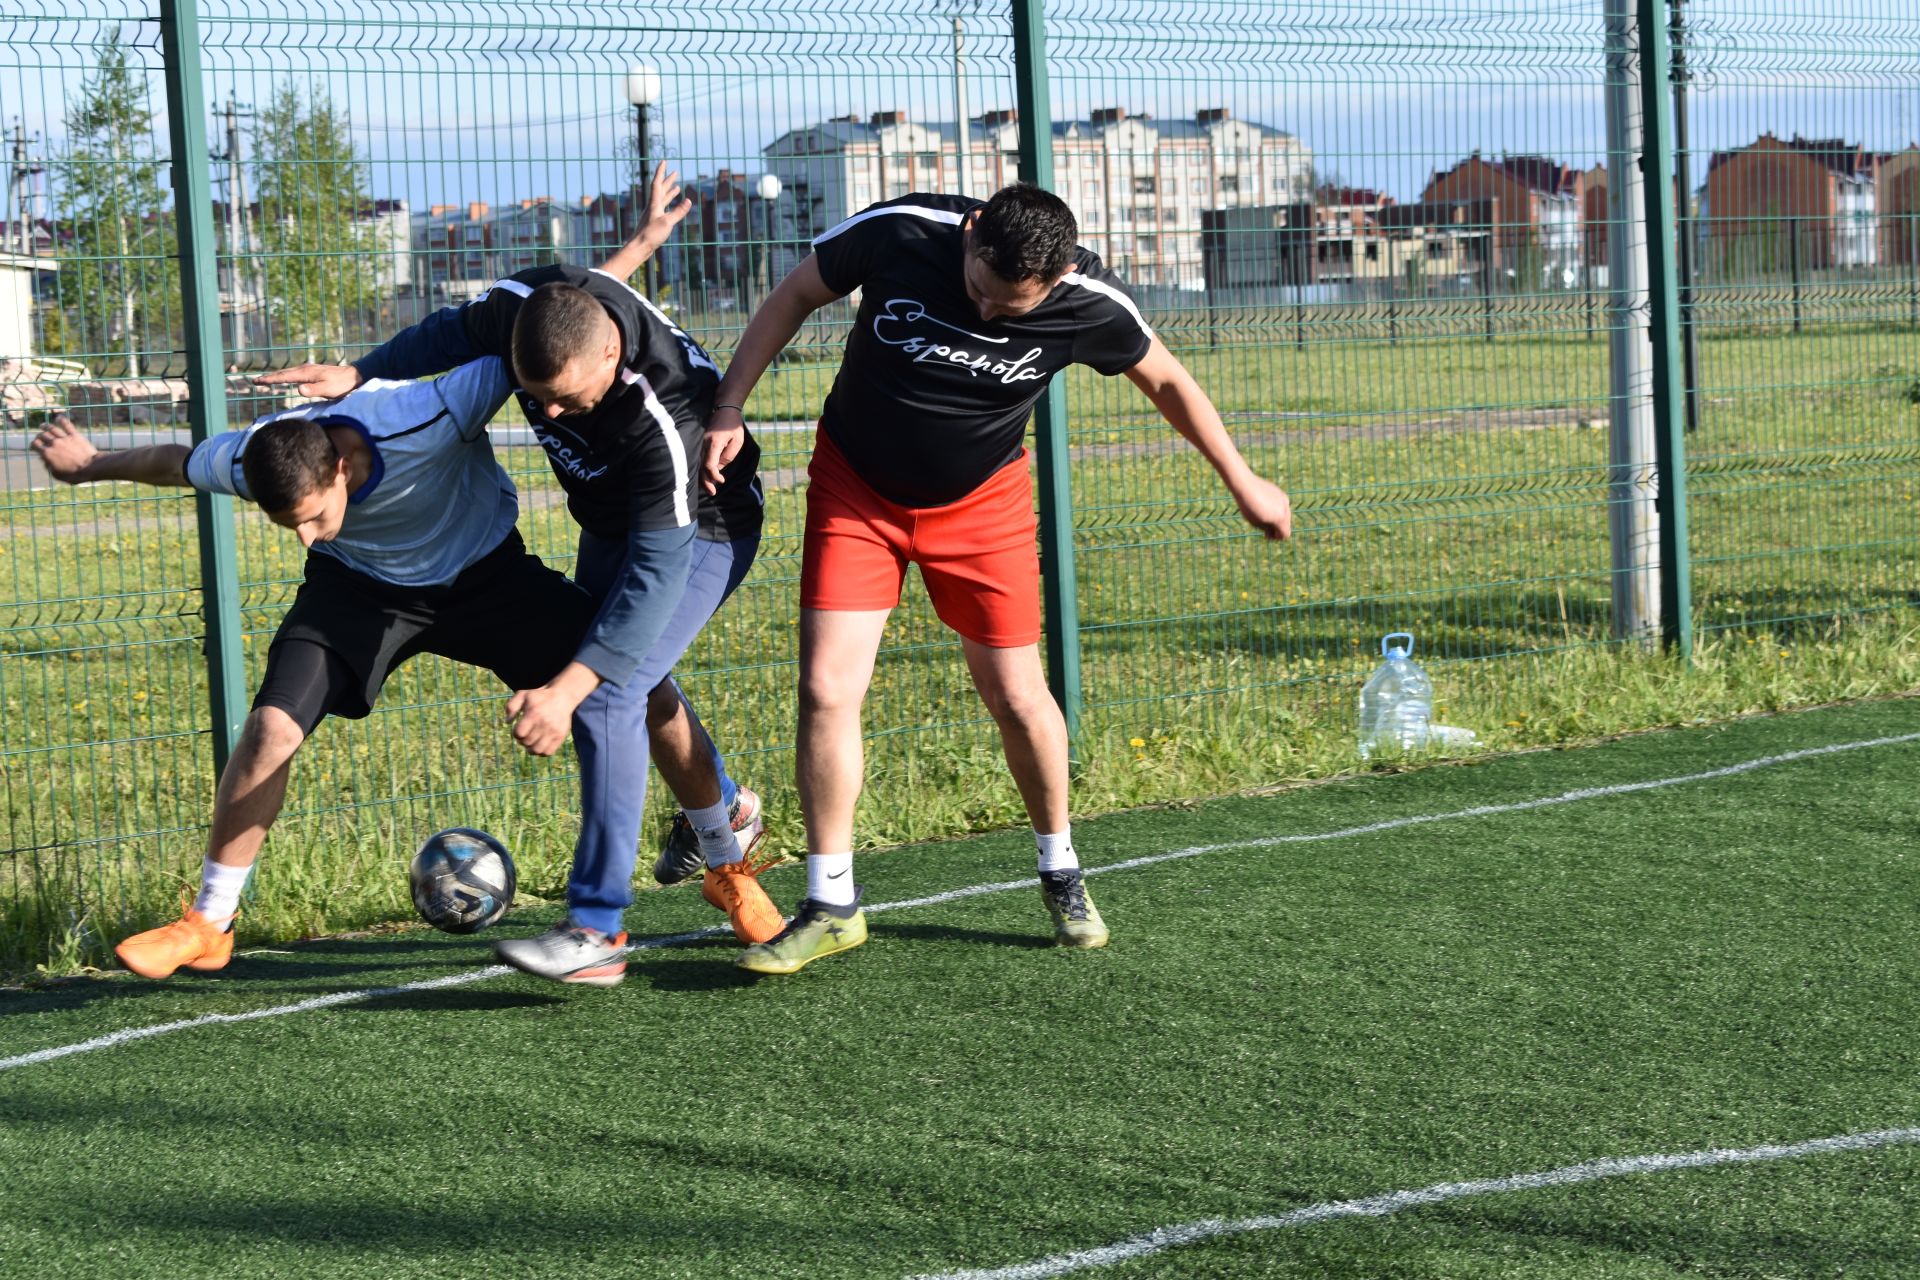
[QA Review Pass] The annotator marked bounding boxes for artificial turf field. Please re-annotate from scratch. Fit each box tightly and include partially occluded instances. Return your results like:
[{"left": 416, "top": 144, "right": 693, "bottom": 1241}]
[{"left": 4, "top": 698, "right": 1919, "bottom": 1279}]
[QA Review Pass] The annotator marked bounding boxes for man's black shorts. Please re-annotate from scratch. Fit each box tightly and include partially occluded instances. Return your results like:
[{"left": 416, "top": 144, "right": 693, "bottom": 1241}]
[{"left": 253, "top": 529, "right": 597, "bottom": 734}]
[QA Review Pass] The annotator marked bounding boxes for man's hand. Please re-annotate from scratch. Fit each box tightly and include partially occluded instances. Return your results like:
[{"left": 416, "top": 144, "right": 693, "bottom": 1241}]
[
  {"left": 599, "top": 162, "right": 694, "bottom": 281},
  {"left": 701, "top": 408, "right": 746, "bottom": 495},
  {"left": 255, "top": 363, "right": 362, "bottom": 400},
  {"left": 31, "top": 415, "right": 98, "bottom": 485},
  {"left": 1233, "top": 475, "right": 1294, "bottom": 541},
  {"left": 504, "top": 662, "right": 602, "bottom": 757},
  {"left": 641, "top": 161, "right": 692, "bottom": 250}
]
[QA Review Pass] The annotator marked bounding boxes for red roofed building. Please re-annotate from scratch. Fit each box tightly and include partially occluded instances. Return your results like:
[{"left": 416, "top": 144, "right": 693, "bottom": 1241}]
[
  {"left": 1420, "top": 153, "right": 1585, "bottom": 285},
  {"left": 1703, "top": 133, "right": 1881, "bottom": 270}
]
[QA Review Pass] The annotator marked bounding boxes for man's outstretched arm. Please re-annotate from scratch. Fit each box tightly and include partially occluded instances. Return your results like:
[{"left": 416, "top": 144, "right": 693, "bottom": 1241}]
[
  {"left": 596, "top": 161, "right": 692, "bottom": 285},
  {"left": 1123, "top": 337, "right": 1293, "bottom": 541},
  {"left": 700, "top": 255, "right": 846, "bottom": 491},
  {"left": 31, "top": 415, "right": 192, "bottom": 488}
]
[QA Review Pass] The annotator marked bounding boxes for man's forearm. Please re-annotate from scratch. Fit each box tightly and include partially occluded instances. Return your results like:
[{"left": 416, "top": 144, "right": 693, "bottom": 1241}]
[
  {"left": 352, "top": 307, "right": 480, "bottom": 382},
  {"left": 598, "top": 230, "right": 667, "bottom": 286},
  {"left": 713, "top": 292, "right": 816, "bottom": 410},
  {"left": 1149, "top": 381, "right": 1256, "bottom": 489},
  {"left": 85, "top": 444, "right": 194, "bottom": 488},
  {"left": 573, "top": 525, "right": 697, "bottom": 688}
]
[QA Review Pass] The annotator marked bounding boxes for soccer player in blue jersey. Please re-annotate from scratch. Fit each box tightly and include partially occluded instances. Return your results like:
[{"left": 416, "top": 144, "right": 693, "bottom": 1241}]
[{"left": 32, "top": 358, "right": 684, "bottom": 980}]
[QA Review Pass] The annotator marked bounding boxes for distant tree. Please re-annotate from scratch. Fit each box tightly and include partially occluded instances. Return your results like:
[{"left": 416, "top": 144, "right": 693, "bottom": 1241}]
[
  {"left": 55, "top": 29, "right": 177, "bottom": 376},
  {"left": 251, "top": 80, "right": 377, "bottom": 360}
]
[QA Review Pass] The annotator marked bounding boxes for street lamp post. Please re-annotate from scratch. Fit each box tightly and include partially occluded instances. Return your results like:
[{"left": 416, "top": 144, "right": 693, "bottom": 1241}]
[
  {"left": 625, "top": 63, "right": 662, "bottom": 297},
  {"left": 751, "top": 172, "right": 782, "bottom": 303}
]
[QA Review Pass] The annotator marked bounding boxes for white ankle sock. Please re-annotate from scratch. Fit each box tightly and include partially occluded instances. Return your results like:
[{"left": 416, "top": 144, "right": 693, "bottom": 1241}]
[
  {"left": 193, "top": 858, "right": 251, "bottom": 922},
  {"left": 807, "top": 852, "right": 856, "bottom": 906},
  {"left": 687, "top": 800, "right": 743, "bottom": 868},
  {"left": 1035, "top": 829, "right": 1079, "bottom": 875}
]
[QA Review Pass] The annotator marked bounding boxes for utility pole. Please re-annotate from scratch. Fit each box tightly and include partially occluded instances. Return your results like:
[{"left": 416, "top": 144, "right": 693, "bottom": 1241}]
[
  {"left": 214, "top": 95, "right": 255, "bottom": 367},
  {"left": 1604, "top": 0, "right": 1660, "bottom": 645},
  {"left": 7, "top": 120, "right": 43, "bottom": 256},
  {"left": 952, "top": 14, "right": 971, "bottom": 195},
  {"left": 110, "top": 131, "right": 139, "bottom": 378},
  {"left": 1669, "top": 0, "right": 1701, "bottom": 432}
]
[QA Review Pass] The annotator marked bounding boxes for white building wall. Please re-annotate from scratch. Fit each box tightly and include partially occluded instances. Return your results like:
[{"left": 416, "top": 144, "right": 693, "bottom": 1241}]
[
  {"left": 1835, "top": 178, "right": 1877, "bottom": 268},
  {"left": 0, "top": 258, "right": 34, "bottom": 361},
  {"left": 764, "top": 114, "right": 1311, "bottom": 290}
]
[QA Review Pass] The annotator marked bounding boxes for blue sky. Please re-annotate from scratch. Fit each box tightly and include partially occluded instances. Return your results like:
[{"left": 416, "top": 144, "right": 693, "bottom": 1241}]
[{"left": 3, "top": 0, "right": 1916, "bottom": 215}]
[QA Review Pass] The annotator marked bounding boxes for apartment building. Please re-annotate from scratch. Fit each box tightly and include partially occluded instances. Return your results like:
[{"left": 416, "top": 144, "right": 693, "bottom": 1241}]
[{"left": 762, "top": 106, "right": 1311, "bottom": 290}]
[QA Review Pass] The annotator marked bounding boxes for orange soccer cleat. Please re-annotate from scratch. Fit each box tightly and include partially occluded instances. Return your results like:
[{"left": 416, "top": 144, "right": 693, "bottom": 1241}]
[
  {"left": 114, "top": 908, "right": 236, "bottom": 980},
  {"left": 700, "top": 859, "right": 784, "bottom": 944}
]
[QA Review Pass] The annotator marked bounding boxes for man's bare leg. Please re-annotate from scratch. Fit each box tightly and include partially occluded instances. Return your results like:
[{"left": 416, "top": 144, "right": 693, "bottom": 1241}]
[
  {"left": 206, "top": 705, "right": 307, "bottom": 872},
  {"left": 795, "top": 607, "right": 892, "bottom": 860},
  {"left": 960, "top": 638, "right": 1106, "bottom": 946},
  {"left": 958, "top": 638, "right": 1070, "bottom": 835},
  {"left": 647, "top": 678, "right": 722, "bottom": 811},
  {"left": 115, "top": 705, "right": 306, "bottom": 977}
]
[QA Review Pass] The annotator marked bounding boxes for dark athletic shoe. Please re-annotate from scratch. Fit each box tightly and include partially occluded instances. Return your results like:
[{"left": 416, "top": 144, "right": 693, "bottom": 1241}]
[
  {"left": 653, "top": 786, "right": 766, "bottom": 885},
  {"left": 1040, "top": 870, "right": 1109, "bottom": 949}
]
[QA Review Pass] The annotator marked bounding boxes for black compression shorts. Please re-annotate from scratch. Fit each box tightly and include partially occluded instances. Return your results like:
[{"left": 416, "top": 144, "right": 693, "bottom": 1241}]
[{"left": 251, "top": 529, "right": 597, "bottom": 733}]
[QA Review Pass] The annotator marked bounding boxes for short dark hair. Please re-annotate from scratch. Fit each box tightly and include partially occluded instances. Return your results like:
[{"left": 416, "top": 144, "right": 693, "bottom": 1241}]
[
  {"left": 969, "top": 183, "right": 1078, "bottom": 283},
  {"left": 512, "top": 283, "right": 607, "bottom": 384},
  {"left": 243, "top": 416, "right": 341, "bottom": 513}
]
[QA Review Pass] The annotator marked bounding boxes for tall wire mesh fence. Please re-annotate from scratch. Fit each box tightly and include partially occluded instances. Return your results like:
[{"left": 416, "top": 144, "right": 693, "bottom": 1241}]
[{"left": 0, "top": 0, "right": 1913, "bottom": 972}]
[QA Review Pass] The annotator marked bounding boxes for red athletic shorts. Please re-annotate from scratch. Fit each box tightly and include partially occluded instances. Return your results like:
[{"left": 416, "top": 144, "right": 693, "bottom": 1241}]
[{"left": 800, "top": 429, "right": 1042, "bottom": 648}]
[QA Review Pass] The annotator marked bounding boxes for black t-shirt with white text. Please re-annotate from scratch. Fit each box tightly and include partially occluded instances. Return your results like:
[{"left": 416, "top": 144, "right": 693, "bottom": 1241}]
[
  {"left": 811, "top": 193, "right": 1154, "bottom": 507},
  {"left": 457, "top": 266, "right": 762, "bottom": 542}
]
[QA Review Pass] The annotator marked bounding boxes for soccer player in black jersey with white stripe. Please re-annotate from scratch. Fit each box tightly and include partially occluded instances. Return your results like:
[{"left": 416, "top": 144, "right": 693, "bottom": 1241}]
[
  {"left": 702, "top": 183, "right": 1292, "bottom": 975},
  {"left": 263, "top": 169, "right": 780, "bottom": 982}
]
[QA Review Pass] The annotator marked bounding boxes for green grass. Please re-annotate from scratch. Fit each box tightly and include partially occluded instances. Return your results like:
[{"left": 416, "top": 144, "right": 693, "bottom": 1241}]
[
  {"left": 3, "top": 700, "right": 1918, "bottom": 1278},
  {"left": 2, "top": 318, "right": 1918, "bottom": 974}
]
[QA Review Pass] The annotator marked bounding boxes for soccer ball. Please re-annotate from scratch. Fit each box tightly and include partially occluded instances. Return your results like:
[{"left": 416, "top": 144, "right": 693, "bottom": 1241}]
[{"left": 409, "top": 828, "right": 516, "bottom": 934}]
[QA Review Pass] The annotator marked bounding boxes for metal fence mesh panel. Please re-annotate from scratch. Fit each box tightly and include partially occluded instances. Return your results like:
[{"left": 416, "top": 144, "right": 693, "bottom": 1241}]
[
  {"left": 0, "top": 0, "right": 1913, "bottom": 971},
  {"left": 0, "top": 5, "right": 208, "bottom": 965},
  {"left": 1043, "top": 1, "right": 1627, "bottom": 748},
  {"left": 1684, "top": 3, "right": 1920, "bottom": 636}
]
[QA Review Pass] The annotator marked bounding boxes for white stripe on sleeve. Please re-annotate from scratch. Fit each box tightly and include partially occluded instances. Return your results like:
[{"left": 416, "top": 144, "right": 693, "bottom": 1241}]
[
  {"left": 811, "top": 203, "right": 966, "bottom": 247},
  {"left": 1062, "top": 272, "right": 1155, "bottom": 340},
  {"left": 473, "top": 278, "right": 534, "bottom": 304}
]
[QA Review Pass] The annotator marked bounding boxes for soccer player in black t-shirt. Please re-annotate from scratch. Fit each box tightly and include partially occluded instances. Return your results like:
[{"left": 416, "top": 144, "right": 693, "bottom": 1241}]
[
  {"left": 701, "top": 183, "right": 1292, "bottom": 975},
  {"left": 261, "top": 169, "right": 781, "bottom": 979}
]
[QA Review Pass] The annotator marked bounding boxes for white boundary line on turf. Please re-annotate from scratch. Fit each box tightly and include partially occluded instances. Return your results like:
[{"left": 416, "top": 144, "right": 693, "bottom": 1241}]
[
  {"left": 5, "top": 727, "right": 1918, "bottom": 1075},
  {"left": 908, "top": 1126, "right": 1920, "bottom": 1280},
  {"left": 0, "top": 927, "right": 724, "bottom": 1072},
  {"left": 866, "top": 729, "right": 1920, "bottom": 913}
]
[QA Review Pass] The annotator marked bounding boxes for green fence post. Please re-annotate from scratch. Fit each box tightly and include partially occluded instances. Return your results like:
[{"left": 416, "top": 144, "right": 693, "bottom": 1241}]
[
  {"left": 160, "top": 0, "right": 249, "bottom": 773},
  {"left": 1636, "top": 0, "right": 1693, "bottom": 657},
  {"left": 1011, "top": 0, "right": 1083, "bottom": 748}
]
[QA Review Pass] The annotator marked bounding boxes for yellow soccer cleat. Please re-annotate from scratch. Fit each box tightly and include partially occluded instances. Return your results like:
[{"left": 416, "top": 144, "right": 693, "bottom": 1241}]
[
  {"left": 1039, "top": 871, "right": 1109, "bottom": 949},
  {"left": 736, "top": 895, "right": 866, "bottom": 975}
]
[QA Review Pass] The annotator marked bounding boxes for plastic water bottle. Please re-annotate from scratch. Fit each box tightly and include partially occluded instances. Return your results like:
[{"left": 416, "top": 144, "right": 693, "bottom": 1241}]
[{"left": 1357, "top": 631, "right": 1432, "bottom": 759}]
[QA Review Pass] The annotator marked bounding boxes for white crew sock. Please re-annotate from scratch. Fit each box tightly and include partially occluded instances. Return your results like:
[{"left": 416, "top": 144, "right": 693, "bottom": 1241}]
[
  {"left": 686, "top": 800, "right": 744, "bottom": 868},
  {"left": 193, "top": 858, "right": 252, "bottom": 923},
  {"left": 807, "top": 852, "right": 857, "bottom": 907},
  {"left": 1035, "top": 829, "right": 1079, "bottom": 875}
]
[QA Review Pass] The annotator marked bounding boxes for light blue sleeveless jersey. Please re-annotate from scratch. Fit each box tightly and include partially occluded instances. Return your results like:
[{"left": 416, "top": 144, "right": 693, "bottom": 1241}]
[{"left": 186, "top": 358, "right": 519, "bottom": 588}]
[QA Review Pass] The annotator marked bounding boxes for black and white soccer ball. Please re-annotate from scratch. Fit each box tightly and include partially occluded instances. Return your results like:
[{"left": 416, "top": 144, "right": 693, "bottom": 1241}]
[{"left": 409, "top": 828, "right": 516, "bottom": 934}]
